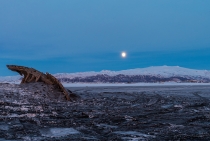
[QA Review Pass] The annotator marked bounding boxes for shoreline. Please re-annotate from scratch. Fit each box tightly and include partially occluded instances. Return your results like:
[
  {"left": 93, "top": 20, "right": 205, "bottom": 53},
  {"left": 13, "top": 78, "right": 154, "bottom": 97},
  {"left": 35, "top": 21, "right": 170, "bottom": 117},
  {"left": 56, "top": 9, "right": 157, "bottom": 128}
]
[
  {"left": 63, "top": 82, "right": 210, "bottom": 87},
  {"left": 1, "top": 81, "right": 210, "bottom": 87}
]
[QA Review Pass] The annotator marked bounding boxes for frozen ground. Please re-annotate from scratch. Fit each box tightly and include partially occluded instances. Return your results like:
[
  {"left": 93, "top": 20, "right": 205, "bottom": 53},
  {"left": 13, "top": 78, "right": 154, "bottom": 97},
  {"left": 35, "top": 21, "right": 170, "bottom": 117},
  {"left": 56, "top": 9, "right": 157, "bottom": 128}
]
[{"left": 0, "top": 83, "right": 210, "bottom": 140}]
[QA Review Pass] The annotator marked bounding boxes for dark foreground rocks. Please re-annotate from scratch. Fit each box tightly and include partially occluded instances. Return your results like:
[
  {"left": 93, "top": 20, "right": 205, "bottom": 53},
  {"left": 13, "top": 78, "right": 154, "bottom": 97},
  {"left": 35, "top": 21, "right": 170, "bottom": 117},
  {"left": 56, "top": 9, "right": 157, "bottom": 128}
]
[{"left": 0, "top": 83, "right": 210, "bottom": 140}]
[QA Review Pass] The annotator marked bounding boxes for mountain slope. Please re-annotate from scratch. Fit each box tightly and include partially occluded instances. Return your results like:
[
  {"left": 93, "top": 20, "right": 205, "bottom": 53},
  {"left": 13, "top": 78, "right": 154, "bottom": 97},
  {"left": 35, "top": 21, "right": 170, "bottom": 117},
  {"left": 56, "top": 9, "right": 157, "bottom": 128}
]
[
  {"left": 55, "top": 66, "right": 210, "bottom": 83},
  {"left": 1, "top": 66, "right": 210, "bottom": 83},
  {"left": 55, "top": 66, "right": 210, "bottom": 78}
]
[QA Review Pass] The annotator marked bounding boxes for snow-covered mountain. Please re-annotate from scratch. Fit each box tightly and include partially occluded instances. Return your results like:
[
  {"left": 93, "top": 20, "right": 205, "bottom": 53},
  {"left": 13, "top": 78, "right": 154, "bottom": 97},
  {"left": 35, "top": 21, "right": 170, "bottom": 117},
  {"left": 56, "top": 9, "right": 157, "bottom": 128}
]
[
  {"left": 1, "top": 66, "right": 210, "bottom": 83},
  {"left": 54, "top": 66, "right": 210, "bottom": 83},
  {"left": 54, "top": 66, "right": 210, "bottom": 78}
]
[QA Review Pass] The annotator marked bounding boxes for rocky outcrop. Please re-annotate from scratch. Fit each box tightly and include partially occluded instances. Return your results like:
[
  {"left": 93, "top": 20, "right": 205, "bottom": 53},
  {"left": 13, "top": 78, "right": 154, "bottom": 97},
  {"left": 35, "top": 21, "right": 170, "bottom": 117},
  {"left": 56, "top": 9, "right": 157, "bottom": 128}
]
[{"left": 6, "top": 65, "right": 71, "bottom": 101}]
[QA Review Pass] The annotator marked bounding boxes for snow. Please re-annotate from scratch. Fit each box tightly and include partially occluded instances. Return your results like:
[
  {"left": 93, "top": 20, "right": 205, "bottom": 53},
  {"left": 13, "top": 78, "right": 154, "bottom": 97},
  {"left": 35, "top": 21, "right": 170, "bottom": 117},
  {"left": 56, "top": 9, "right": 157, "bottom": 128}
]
[
  {"left": 40, "top": 128, "right": 80, "bottom": 137},
  {"left": 0, "top": 75, "right": 21, "bottom": 83},
  {"left": 55, "top": 66, "right": 210, "bottom": 79},
  {"left": 0, "top": 124, "right": 9, "bottom": 131},
  {"left": 114, "top": 131, "right": 155, "bottom": 140},
  {"left": 1, "top": 66, "right": 210, "bottom": 83},
  {"left": 0, "top": 113, "right": 36, "bottom": 118},
  {"left": 96, "top": 124, "right": 118, "bottom": 129}
]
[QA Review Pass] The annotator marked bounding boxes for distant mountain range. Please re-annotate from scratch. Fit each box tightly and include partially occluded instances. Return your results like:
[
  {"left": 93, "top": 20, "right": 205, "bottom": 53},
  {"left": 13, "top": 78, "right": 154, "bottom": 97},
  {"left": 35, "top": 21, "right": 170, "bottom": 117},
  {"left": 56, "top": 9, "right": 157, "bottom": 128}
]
[{"left": 1, "top": 66, "right": 210, "bottom": 83}]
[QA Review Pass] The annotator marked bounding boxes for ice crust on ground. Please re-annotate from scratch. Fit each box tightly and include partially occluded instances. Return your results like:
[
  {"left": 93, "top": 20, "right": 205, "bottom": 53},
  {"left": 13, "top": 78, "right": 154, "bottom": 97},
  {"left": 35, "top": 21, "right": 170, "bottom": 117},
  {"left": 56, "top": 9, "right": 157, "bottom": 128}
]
[
  {"left": 114, "top": 131, "right": 155, "bottom": 137},
  {"left": 0, "top": 123, "right": 9, "bottom": 131},
  {"left": 40, "top": 128, "right": 80, "bottom": 137},
  {"left": 114, "top": 131, "right": 155, "bottom": 141}
]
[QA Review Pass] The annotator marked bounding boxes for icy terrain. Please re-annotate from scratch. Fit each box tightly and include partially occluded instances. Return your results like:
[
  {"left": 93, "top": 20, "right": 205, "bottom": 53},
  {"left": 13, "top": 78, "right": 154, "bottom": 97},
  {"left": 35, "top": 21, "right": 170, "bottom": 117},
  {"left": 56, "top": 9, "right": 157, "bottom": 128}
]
[
  {"left": 0, "top": 83, "right": 210, "bottom": 140},
  {"left": 0, "top": 76, "right": 21, "bottom": 83}
]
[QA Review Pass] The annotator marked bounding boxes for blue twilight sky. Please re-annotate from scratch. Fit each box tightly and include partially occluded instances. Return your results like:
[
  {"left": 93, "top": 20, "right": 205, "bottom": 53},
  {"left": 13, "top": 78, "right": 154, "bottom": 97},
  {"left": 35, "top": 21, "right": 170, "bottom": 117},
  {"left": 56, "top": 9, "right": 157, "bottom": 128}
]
[{"left": 0, "top": 1, "right": 210, "bottom": 76}]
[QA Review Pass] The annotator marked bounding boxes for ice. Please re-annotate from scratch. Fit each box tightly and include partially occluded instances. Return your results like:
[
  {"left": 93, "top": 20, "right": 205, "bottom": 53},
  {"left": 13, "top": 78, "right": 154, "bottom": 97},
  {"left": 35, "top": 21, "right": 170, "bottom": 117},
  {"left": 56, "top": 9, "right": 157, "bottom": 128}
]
[
  {"left": 168, "top": 123, "right": 184, "bottom": 129},
  {"left": 7, "top": 114, "right": 19, "bottom": 118},
  {"left": 147, "top": 98, "right": 158, "bottom": 105},
  {"left": 96, "top": 124, "right": 118, "bottom": 129},
  {"left": 40, "top": 128, "right": 80, "bottom": 137},
  {"left": 174, "top": 104, "right": 183, "bottom": 108},
  {"left": 21, "top": 136, "right": 44, "bottom": 141},
  {"left": 26, "top": 113, "right": 36, "bottom": 118},
  {"left": 0, "top": 113, "right": 36, "bottom": 118},
  {"left": 161, "top": 104, "right": 173, "bottom": 109},
  {"left": 0, "top": 123, "right": 9, "bottom": 131},
  {"left": 114, "top": 131, "right": 155, "bottom": 140},
  {"left": 0, "top": 139, "right": 19, "bottom": 141},
  {"left": 121, "top": 137, "right": 149, "bottom": 141},
  {"left": 20, "top": 106, "right": 29, "bottom": 111}
]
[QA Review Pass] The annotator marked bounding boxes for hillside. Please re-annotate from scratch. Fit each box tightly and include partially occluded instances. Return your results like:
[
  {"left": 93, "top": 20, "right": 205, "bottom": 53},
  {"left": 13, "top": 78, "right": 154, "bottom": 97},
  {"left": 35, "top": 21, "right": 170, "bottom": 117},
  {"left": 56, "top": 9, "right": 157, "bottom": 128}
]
[{"left": 1, "top": 66, "right": 210, "bottom": 83}]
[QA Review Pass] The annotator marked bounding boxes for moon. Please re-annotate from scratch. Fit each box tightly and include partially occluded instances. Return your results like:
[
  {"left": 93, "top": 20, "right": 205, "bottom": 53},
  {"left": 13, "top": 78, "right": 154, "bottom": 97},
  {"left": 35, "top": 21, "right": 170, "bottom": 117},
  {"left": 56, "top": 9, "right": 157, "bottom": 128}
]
[{"left": 121, "top": 52, "right": 126, "bottom": 58}]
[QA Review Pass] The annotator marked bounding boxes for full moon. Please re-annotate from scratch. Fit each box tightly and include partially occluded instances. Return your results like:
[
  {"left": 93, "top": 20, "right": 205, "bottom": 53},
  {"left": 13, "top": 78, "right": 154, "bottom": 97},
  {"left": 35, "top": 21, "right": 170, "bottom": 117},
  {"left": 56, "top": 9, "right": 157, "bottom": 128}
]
[{"left": 121, "top": 52, "right": 126, "bottom": 58}]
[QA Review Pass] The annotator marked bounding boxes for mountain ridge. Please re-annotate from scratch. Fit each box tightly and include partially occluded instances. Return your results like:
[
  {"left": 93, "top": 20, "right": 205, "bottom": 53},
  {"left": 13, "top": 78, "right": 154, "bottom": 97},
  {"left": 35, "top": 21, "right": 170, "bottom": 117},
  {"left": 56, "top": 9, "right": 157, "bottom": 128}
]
[{"left": 1, "top": 66, "right": 210, "bottom": 83}]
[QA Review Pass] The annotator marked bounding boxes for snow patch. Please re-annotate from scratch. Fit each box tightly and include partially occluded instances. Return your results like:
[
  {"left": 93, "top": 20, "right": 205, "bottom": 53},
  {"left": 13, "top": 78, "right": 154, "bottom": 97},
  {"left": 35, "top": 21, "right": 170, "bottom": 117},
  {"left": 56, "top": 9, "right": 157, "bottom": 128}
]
[
  {"left": 0, "top": 123, "right": 9, "bottom": 131},
  {"left": 114, "top": 131, "right": 155, "bottom": 140},
  {"left": 40, "top": 128, "right": 80, "bottom": 137}
]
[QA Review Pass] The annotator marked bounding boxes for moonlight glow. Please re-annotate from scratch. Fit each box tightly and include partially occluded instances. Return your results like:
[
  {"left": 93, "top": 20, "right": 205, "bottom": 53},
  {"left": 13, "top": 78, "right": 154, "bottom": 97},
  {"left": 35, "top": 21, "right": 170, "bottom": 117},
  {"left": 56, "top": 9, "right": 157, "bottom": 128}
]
[{"left": 121, "top": 52, "right": 126, "bottom": 58}]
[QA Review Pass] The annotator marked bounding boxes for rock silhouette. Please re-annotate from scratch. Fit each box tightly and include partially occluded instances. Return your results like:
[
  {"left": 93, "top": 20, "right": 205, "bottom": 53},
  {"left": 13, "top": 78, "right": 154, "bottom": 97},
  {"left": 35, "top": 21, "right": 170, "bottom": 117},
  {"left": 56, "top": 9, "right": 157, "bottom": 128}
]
[{"left": 7, "top": 65, "right": 71, "bottom": 101}]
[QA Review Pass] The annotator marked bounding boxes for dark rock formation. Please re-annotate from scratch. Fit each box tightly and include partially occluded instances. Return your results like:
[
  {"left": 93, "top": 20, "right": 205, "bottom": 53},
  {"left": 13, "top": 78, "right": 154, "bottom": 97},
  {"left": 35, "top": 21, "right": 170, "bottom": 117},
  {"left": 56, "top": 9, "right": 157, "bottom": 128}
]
[{"left": 7, "top": 65, "right": 71, "bottom": 101}]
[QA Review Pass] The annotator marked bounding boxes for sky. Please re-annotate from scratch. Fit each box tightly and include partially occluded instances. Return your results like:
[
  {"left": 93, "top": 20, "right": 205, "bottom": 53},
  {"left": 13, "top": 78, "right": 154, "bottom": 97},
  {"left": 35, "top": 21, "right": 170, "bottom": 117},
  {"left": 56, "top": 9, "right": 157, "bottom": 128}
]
[{"left": 0, "top": 0, "right": 210, "bottom": 76}]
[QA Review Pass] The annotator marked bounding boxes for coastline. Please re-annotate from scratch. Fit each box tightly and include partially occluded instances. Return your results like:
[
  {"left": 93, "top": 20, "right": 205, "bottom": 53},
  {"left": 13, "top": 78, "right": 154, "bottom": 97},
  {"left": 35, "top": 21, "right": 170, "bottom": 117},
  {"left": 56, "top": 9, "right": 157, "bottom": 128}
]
[{"left": 63, "top": 82, "right": 210, "bottom": 87}]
